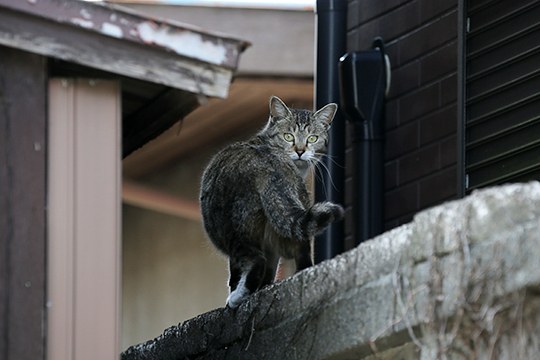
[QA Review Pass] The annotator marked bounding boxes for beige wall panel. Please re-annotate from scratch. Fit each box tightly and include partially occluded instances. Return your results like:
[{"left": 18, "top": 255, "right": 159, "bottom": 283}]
[
  {"left": 48, "top": 79, "right": 121, "bottom": 360},
  {"left": 48, "top": 79, "right": 76, "bottom": 360}
]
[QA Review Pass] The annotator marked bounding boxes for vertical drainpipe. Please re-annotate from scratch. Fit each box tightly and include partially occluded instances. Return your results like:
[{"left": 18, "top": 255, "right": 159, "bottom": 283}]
[
  {"left": 339, "top": 39, "right": 388, "bottom": 245},
  {"left": 314, "top": 0, "right": 347, "bottom": 264}
]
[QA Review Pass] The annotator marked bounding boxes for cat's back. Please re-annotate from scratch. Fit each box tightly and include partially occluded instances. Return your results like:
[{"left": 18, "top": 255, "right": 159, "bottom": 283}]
[
  {"left": 203, "top": 140, "right": 268, "bottom": 189},
  {"left": 200, "top": 136, "right": 306, "bottom": 212},
  {"left": 200, "top": 139, "right": 299, "bottom": 252},
  {"left": 201, "top": 139, "right": 296, "bottom": 192}
]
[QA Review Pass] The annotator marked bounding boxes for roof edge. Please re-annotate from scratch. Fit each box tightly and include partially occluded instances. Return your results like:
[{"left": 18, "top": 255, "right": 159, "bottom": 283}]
[{"left": 1, "top": 0, "right": 249, "bottom": 69}]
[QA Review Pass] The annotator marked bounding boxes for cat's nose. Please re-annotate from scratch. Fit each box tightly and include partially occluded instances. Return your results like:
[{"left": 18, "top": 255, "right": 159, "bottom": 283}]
[{"left": 296, "top": 149, "right": 305, "bottom": 158}]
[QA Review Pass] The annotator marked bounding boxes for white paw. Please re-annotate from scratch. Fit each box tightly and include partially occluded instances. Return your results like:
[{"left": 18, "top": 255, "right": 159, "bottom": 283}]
[{"left": 226, "top": 285, "right": 249, "bottom": 308}]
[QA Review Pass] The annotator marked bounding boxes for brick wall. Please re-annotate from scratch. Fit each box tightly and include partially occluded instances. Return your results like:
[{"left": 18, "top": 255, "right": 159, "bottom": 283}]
[{"left": 345, "top": 0, "right": 460, "bottom": 245}]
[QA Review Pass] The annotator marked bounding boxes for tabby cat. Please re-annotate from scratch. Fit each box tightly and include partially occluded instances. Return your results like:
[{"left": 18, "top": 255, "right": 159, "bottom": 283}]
[{"left": 200, "top": 96, "right": 344, "bottom": 308}]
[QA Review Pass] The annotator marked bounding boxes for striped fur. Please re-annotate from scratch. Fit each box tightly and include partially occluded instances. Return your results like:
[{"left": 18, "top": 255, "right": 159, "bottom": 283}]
[{"left": 200, "top": 96, "right": 343, "bottom": 308}]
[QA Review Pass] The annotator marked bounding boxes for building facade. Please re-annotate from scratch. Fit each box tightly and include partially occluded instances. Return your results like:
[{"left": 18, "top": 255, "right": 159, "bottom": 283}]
[{"left": 344, "top": 0, "right": 540, "bottom": 243}]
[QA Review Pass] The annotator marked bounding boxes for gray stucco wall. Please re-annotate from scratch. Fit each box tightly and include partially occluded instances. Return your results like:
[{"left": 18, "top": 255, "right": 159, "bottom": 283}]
[
  {"left": 122, "top": 152, "right": 229, "bottom": 349},
  {"left": 123, "top": 181, "right": 540, "bottom": 359}
]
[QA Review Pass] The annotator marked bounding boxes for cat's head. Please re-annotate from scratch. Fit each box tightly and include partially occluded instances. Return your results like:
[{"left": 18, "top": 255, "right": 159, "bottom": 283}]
[{"left": 260, "top": 96, "right": 337, "bottom": 166}]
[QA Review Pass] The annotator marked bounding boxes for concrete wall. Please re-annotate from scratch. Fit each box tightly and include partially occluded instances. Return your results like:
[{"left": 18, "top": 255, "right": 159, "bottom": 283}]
[{"left": 122, "top": 181, "right": 540, "bottom": 360}]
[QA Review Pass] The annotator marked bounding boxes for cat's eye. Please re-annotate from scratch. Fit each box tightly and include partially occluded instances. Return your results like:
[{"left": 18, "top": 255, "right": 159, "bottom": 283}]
[
  {"left": 307, "top": 135, "right": 319, "bottom": 143},
  {"left": 283, "top": 133, "right": 295, "bottom": 142}
]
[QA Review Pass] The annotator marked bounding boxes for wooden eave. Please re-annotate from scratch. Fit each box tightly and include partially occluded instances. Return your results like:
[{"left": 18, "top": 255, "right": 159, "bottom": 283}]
[
  {"left": 0, "top": 0, "right": 249, "bottom": 156},
  {"left": 0, "top": 0, "right": 249, "bottom": 99},
  {"left": 123, "top": 77, "right": 314, "bottom": 177}
]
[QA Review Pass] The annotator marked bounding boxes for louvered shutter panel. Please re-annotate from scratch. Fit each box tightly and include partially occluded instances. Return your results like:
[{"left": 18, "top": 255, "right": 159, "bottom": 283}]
[{"left": 465, "top": 0, "right": 540, "bottom": 191}]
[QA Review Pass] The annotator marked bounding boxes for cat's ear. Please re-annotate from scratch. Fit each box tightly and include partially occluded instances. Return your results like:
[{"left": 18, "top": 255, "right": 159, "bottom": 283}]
[
  {"left": 269, "top": 96, "right": 292, "bottom": 120},
  {"left": 314, "top": 103, "right": 338, "bottom": 125}
]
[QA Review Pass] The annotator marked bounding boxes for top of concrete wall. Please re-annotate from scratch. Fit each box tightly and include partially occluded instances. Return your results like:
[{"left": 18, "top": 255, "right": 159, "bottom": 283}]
[{"left": 122, "top": 181, "right": 540, "bottom": 359}]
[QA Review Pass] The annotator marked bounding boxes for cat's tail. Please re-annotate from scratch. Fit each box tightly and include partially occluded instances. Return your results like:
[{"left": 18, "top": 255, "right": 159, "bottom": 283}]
[
  {"left": 260, "top": 179, "right": 344, "bottom": 241},
  {"left": 296, "top": 201, "right": 344, "bottom": 240}
]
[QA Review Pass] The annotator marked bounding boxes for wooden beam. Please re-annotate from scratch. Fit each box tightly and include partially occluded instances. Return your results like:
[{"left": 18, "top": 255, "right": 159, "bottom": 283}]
[
  {"left": 0, "top": 46, "right": 47, "bottom": 360},
  {"left": 122, "top": 180, "right": 201, "bottom": 221}
]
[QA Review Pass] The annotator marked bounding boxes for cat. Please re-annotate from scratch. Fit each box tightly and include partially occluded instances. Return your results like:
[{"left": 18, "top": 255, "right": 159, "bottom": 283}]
[{"left": 200, "top": 96, "right": 344, "bottom": 308}]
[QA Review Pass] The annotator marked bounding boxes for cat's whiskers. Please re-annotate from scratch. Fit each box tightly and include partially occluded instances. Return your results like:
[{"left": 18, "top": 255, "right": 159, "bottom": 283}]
[
  {"left": 310, "top": 157, "right": 339, "bottom": 194},
  {"left": 316, "top": 152, "right": 344, "bottom": 169}
]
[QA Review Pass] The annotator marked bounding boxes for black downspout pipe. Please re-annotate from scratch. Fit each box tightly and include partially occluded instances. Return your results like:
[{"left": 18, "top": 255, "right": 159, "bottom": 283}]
[
  {"left": 313, "top": 0, "right": 347, "bottom": 264},
  {"left": 339, "top": 38, "right": 388, "bottom": 245},
  {"left": 353, "top": 99, "right": 384, "bottom": 244}
]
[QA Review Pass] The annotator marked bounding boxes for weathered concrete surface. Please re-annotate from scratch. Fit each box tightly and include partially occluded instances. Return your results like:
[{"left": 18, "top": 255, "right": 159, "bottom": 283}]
[{"left": 122, "top": 182, "right": 540, "bottom": 360}]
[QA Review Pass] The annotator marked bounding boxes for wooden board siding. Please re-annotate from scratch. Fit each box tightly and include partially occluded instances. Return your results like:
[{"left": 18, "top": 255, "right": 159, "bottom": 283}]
[
  {"left": 48, "top": 79, "right": 121, "bottom": 360},
  {"left": 346, "top": 0, "right": 459, "bottom": 241},
  {"left": 465, "top": 0, "right": 540, "bottom": 190},
  {"left": 0, "top": 46, "right": 47, "bottom": 360}
]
